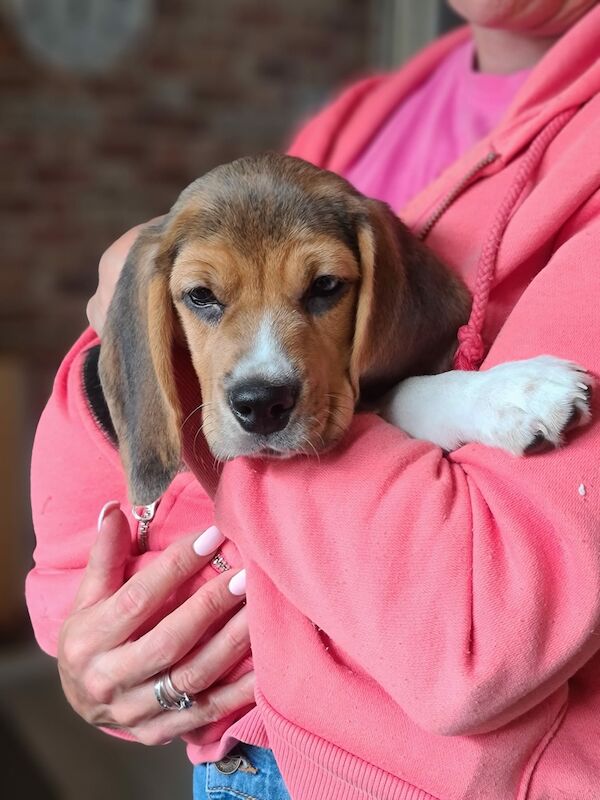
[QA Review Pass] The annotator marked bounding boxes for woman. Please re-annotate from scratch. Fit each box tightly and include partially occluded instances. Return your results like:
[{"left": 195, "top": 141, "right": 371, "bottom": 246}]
[{"left": 29, "top": 2, "right": 600, "bottom": 798}]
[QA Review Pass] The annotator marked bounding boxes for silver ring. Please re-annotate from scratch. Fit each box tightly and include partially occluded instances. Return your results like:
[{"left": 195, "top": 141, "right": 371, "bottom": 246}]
[
  {"left": 165, "top": 672, "right": 194, "bottom": 710},
  {"left": 153, "top": 673, "right": 172, "bottom": 711},
  {"left": 154, "top": 671, "right": 194, "bottom": 712}
]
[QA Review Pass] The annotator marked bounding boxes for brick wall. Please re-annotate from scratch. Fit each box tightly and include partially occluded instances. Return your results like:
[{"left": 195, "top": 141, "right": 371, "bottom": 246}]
[
  {"left": 0, "top": 0, "right": 377, "bottom": 632},
  {"left": 0, "top": 0, "right": 376, "bottom": 378}
]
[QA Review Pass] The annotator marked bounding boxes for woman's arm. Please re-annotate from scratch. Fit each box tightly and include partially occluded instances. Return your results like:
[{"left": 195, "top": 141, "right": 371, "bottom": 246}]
[
  {"left": 213, "top": 213, "right": 600, "bottom": 737},
  {"left": 28, "top": 328, "right": 253, "bottom": 745},
  {"left": 28, "top": 328, "right": 211, "bottom": 650}
]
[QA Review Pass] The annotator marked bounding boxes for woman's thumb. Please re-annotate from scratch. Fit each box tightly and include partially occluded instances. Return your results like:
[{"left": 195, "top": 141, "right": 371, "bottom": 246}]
[{"left": 73, "top": 502, "right": 132, "bottom": 611}]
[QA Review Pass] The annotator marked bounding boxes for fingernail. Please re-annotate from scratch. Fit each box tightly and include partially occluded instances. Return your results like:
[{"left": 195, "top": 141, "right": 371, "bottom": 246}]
[
  {"left": 193, "top": 525, "right": 226, "bottom": 556},
  {"left": 228, "top": 569, "right": 247, "bottom": 596},
  {"left": 97, "top": 501, "right": 120, "bottom": 532}
]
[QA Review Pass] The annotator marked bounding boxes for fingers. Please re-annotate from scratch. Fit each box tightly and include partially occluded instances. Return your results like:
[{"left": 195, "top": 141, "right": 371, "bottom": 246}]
[
  {"left": 94, "top": 528, "right": 226, "bottom": 650},
  {"left": 88, "top": 224, "right": 145, "bottom": 334},
  {"left": 60, "top": 512, "right": 249, "bottom": 742},
  {"left": 171, "top": 606, "right": 251, "bottom": 697},
  {"left": 73, "top": 503, "right": 132, "bottom": 612},
  {"left": 132, "top": 671, "right": 256, "bottom": 746},
  {"left": 109, "top": 568, "right": 246, "bottom": 685},
  {"left": 88, "top": 217, "right": 166, "bottom": 335},
  {"left": 86, "top": 295, "right": 102, "bottom": 336},
  {"left": 101, "top": 606, "right": 250, "bottom": 729}
]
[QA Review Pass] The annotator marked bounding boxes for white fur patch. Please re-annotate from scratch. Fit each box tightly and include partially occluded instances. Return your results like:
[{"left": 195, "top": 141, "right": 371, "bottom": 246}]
[{"left": 231, "top": 314, "right": 296, "bottom": 384}]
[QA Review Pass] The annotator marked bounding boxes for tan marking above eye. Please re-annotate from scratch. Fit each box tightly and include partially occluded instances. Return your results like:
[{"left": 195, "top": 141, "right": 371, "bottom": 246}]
[
  {"left": 298, "top": 243, "right": 358, "bottom": 274},
  {"left": 280, "top": 241, "right": 360, "bottom": 302},
  {"left": 170, "top": 243, "right": 243, "bottom": 306}
]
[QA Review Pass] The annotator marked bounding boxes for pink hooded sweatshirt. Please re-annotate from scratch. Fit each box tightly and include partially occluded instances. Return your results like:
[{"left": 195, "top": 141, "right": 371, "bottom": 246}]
[{"left": 29, "top": 9, "right": 600, "bottom": 800}]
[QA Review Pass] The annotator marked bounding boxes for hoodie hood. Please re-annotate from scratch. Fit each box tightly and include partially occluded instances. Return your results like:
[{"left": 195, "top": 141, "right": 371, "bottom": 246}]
[{"left": 492, "top": 4, "right": 600, "bottom": 162}]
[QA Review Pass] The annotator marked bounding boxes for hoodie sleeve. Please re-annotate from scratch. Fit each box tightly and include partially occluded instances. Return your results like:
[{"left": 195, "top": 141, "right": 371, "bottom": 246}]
[
  {"left": 27, "top": 328, "right": 217, "bottom": 655},
  {"left": 28, "top": 329, "right": 255, "bottom": 751},
  {"left": 214, "top": 211, "right": 600, "bottom": 737}
]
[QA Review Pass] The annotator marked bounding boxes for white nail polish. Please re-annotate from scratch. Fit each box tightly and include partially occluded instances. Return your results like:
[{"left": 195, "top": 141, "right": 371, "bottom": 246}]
[
  {"left": 193, "top": 525, "right": 225, "bottom": 556},
  {"left": 228, "top": 569, "right": 247, "bottom": 596},
  {"left": 97, "top": 500, "right": 120, "bottom": 532}
]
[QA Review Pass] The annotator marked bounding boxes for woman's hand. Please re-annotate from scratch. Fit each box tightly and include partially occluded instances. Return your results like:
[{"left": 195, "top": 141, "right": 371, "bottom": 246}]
[
  {"left": 87, "top": 218, "right": 163, "bottom": 335},
  {"left": 58, "top": 503, "right": 253, "bottom": 746}
]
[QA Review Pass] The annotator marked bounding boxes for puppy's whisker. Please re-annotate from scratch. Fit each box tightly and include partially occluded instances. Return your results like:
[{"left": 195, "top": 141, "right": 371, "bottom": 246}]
[
  {"left": 180, "top": 402, "right": 207, "bottom": 431},
  {"left": 307, "top": 421, "right": 326, "bottom": 450},
  {"left": 195, "top": 416, "right": 220, "bottom": 462},
  {"left": 314, "top": 432, "right": 325, "bottom": 450},
  {"left": 198, "top": 419, "right": 227, "bottom": 469},
  {"left": 324, "top": 406, "right": 350, "bottom": 437},
  {"left": 192, "top": 424, "right": 208, "bottom": 462},
  {"left": 211, "top": 444, "right": 226, "bottom": 469},
  {"left": 324, "top": 392, "right": 346, "bottom": 399},
  {"left": 323, "top": 393, "right": 354, "bottom": 415},
  {"left": 324, "top": 391, "right": 352, "bottom": 402},
  {"left": 300, "top": 433, "right": 321, "bottom": 464}
]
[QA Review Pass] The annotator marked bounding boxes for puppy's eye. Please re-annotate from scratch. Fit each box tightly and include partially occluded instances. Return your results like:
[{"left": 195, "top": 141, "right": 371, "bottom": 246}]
[
  {"left": 304, "top": 274, "right": 347, "bottom": 315},
  {"left": 187, "top": 287, "right": 220, "bottom": 307},
  {"left": 183, "top": 286, "right": 224, "bottom": 325},
  {"left": 309, "top": 275, "right": 344, "bottom": 298}
]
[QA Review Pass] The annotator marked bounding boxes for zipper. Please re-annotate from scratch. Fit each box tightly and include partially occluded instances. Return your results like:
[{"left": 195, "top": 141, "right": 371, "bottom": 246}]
[
  {"left": 132, "top": 501, "right": 231, "bottom": 566},
  {"left": 417, "top": 151, "right": 499, "bottom": 241},
  {"left": 132, "top": 500, "right": 159, "bottom": 553},
  {"left": 132, "top": 502, "right": 231, "bottom": 566}
]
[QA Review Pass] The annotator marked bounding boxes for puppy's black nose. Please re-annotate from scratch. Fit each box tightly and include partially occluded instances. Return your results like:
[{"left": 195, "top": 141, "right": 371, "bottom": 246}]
[{"left": 228, "top": 381, "right": 299, "bottom": 435}]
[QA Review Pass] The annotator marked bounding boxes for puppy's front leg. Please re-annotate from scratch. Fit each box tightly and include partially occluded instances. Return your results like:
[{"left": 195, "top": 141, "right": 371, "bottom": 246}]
[{"left": 380, "top": 356, "right": 593, "bottom": 454}]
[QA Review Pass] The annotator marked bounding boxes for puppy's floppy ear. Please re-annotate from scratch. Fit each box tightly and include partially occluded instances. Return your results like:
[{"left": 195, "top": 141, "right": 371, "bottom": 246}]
[
  {"left": 99, "top": 220, "right": 182, "bottom": 505},
  {"left": 350, "top": 198, "right": 471, "bottom": 402}
]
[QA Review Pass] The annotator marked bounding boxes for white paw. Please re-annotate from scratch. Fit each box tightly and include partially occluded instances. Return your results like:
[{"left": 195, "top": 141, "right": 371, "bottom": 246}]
[{"left": 470, "top": 356, "right": 593, "bottom": 455}]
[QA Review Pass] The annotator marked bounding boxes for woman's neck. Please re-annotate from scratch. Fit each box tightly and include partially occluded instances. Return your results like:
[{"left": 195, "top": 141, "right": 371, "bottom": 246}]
[{"left": 471, "top": 26, "right": 559, "bottom": 73}]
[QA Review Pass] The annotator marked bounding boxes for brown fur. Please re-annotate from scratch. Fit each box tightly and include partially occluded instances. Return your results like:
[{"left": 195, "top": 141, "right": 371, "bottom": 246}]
[{"left": 99, "top": 154, "right": 471, "bottom": 505}]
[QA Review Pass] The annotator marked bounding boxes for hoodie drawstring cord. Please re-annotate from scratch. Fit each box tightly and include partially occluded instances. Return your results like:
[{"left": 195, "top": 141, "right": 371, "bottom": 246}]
[{"left": 453, "top": 107, "right": 578, "bottom": 372}]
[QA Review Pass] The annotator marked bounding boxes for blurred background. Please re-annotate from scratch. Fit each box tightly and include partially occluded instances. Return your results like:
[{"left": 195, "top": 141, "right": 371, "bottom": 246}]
[{"left": 0, "top": 1, "right": 459, "bottom": 796}]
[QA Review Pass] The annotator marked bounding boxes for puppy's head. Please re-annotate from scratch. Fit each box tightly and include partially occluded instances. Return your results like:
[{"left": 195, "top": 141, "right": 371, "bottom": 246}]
[{"left": 100, "top": 154, "right": 470, "bottom": 504}]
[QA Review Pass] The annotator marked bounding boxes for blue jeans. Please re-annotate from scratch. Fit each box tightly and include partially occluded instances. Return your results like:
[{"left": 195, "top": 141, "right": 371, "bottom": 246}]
[{"left": 193, "top": 745, "right": 291, "bottom": 800}]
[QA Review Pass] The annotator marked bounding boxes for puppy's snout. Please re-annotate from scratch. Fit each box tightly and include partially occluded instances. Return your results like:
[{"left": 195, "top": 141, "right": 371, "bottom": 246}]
[{"left": 228, "top": 380, "right": 299, "bottom": 435}]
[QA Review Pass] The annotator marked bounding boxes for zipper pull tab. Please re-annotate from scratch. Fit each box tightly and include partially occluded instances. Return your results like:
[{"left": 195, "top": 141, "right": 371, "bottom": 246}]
[{"left": 132, "top": 499, "right": 159, "bottom": 553}]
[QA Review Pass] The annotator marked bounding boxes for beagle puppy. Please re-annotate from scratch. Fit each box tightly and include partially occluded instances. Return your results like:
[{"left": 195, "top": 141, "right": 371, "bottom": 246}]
[{"left": 99, "top": 154, "right": 592, "bottom": 505}]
